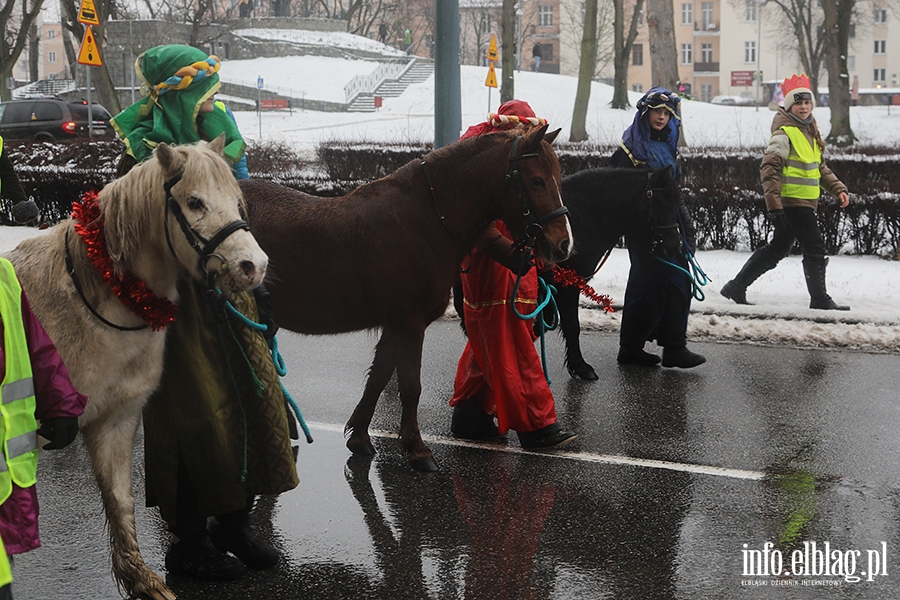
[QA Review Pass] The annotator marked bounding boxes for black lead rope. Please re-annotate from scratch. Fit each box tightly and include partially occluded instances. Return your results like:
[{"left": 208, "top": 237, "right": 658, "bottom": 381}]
[{"left": 64, "top": 226, "right": 148, "bottom": 332}]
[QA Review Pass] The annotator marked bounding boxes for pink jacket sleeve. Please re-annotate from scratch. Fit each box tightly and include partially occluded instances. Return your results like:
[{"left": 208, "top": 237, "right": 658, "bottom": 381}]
[{"left": 18, "top": 290, "right": 88, "bottom": 421}]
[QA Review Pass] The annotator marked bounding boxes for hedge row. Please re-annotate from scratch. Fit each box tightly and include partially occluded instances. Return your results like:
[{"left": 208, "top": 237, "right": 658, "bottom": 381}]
[{"left": 3, "top": 138, "right": 900, "bottom": 257}]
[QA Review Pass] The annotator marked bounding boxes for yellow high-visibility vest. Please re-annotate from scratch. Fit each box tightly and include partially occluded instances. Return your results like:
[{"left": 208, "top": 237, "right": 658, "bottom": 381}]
[
  {"left": 0, "top": 257, "right": 40, "bottom": 507},
  {"left": 779, "top": 125, "right": 822, "bottom": 201}
]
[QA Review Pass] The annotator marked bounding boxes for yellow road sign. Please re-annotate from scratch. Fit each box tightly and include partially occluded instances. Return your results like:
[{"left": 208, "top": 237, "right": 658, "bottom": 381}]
[
  {"left": 78, "top": 26, "right": 103, "bottom": 66},
  {"left": 486, "top": 34, "right": 498, "bottom": 61},
  {"left": 485, "top": 62, "right": 497, "bottom": 88},
  {"left": 78, "top": 0, "right": 100, "bottom": 25}
]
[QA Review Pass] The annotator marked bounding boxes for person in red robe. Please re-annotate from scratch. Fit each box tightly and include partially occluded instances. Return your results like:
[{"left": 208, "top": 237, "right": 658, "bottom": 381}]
[{"left": 449, "top": 100, "right": 577, "bottom": 450}]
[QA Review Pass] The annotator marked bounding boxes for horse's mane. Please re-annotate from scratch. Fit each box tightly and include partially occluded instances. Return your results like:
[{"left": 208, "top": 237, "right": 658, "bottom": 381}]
[{"left": 100, "top": 143, "right": 237, "bottom": 271}]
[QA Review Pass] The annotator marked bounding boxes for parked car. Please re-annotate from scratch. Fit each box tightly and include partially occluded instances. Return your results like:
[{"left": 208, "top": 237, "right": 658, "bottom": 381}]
[
  {"left": 710, "top": 95, "right": 757, "bottom": 107},
  {"left": 0, "top": 98, "right": 113, "bottom": 141}
]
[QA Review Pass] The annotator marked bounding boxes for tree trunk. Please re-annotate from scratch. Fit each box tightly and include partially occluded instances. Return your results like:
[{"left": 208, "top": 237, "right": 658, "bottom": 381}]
[
  {"left": 646, "top": 0, "right": 678, "bottom": 90},
  {"left": 821, "top": 0, "right": 856, "bottom": 146},
  {"left": 570, "top": 0, "right": 599, "bottom": 142},
  {"left": 500, "top": 0, "right": 516, "bottom": 103},
  {"left": 92, "top": 20, "right": 121, "bottom": 115},
  {"left": 29, "top": 26, "right": 40, "bottom": 81},
  {"left": 611, "top": 0, "right": 645, "bottom": 109}
]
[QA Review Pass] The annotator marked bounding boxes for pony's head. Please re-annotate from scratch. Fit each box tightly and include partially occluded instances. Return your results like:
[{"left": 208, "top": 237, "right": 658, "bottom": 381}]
[
  {"left": 646, "top": 166, "right": 683, "bottom": 257},
  {"left": 495, "top": 124, "right": 573, "bottom": 263},
  {"left": 102, "top": 135, "right": 268, "bottom": 294}
]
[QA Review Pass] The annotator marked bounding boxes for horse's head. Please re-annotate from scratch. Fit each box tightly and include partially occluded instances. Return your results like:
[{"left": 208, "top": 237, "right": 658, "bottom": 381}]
[
  {"left": 103, "top": 135, "right": 268, "bottom": 294},
  {"left": 646, "top": 166, "right": 683, "bottom": 258},
  {"left": 496, "top": 125, "right": 573, "bottom": 263}
]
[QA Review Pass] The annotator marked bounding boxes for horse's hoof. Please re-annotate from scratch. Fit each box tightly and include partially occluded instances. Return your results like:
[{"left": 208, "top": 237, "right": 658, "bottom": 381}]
[
  {"left": 410, "top": 455, "right": 439, "bottom": 472},
  {"left": 346, "top": 437, "right": 376, "bottom": 456},
  {"left": 567, "top": 363, "right": 599, "bottom": 380}
]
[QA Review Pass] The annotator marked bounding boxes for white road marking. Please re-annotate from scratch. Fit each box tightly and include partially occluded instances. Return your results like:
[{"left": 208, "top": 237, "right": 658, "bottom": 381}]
[{"left": 306, "top": 422, "right": 768, "bottom": 481}]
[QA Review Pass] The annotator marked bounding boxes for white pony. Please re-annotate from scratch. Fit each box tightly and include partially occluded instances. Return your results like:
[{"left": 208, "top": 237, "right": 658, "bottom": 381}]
[{"left": 5, "top": 136, "right": 268, "bottom": 600}]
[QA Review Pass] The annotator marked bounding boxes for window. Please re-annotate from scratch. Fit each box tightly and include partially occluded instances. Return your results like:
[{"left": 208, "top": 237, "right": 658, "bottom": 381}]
[
  {"left": 681, "top": 43, "right": 693, "bottom": 65},
  {"left": 847, "top": 55, "right": 855, "bottom": 70},
  {"left": 849, "top": 24, "right": 855, "bottom": 38},
  {"left": 745, "top": 0, "right": 757, "bottom": 21},
  {"left": 701, "top": 42, "right": 713, "bottom": 63},
  {"left": 701, "top": 83, "right": 713, "bottom": 102},
  {"left": 701, "top": 2, "right": 713, "bottom": 28},
  {"left": 874, "top": 8, "right": 887, "bottom": 22},
  {"left": 538, "top": 5, "right": 553, "bottom": 27},
  {"left": 636, "top": 7, "right": 644, "bottom": 25},
  {"left": 632, "top": 43, "right": 643, "bottom": 66},
  {"left": 681, "top": 3, "right": 693, "bottom": 25},
  {"left": 47, "top": 29, "right": 55, "bottom": 39},
  {"left": 632, "top": 83, "right": 644, "bottom": 93},
  {"left": 744, "top": 41, "right": 756, "bottom": 63},
  {"left": 48, "top": 51, "right": 57, "bottom": 63},
  {"left": 874, "top": 40, "right": 886, "bottom": 54},
  {"left": 874, "top": 68, "right": 886, "bottom": 82},
  {"left": 32, "top": 101, "right": 64, "bottom": 122}
]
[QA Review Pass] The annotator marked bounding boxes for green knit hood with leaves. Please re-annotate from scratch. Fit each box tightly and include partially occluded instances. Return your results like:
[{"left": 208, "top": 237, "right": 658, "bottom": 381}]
[{"left": 111, "top": 44, "right": 245, "bottom": 164}]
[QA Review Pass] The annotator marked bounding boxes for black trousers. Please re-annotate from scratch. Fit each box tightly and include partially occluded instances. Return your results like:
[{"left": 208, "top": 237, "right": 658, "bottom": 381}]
[{"left": 753, "top": 206, "right": 826, "bottom": 265}]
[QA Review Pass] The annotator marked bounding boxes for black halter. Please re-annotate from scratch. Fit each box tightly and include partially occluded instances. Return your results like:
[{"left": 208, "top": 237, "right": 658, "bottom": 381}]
[
  {"left": 421, "top": 134, "right": 569, "bottom": 246},
  {"left": 162, "top": 172, "right": 251, "bottom": 284}
]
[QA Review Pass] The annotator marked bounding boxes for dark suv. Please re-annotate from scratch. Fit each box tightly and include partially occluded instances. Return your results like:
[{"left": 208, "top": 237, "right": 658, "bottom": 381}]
[{"left": 0, "top": 98, "right": 113, "bottom": 141}]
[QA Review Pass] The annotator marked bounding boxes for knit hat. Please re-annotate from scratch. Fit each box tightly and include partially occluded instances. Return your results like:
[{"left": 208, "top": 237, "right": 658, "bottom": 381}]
[
  {"left": 782, "top": 74, "right": 814, "bottom": 112},
  {"left": 111, "top": 45, "right": 245, "bottom": 164}
]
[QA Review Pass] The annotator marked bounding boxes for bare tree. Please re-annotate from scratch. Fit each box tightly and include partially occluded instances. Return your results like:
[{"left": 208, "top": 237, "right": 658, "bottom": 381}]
[
  {"left": 646, "top": 0, "right": 678, "bottom": 90},
  {"left": 570, "top": 0, "right": 598, "bottom": 141},
  {"left": 499, "top": 0, "right": 516, "bottom": 102},
  {"left": 611, "top": 0, "right": 645, "bottom": 109},
  {"left": 821, "top": 0, "right": 856, "bottom": 145},
  {"left": 0, "top": 0, "right": 45, "bottom": 101},
  {"left": 766, "top": 0, "right": 826, "bottom": 95},
  {"left": 460, "top": 3, "right": 496, "bottom": 66},
  {"left": 60, "top": 0, "right": 121, "bottom": 114}
]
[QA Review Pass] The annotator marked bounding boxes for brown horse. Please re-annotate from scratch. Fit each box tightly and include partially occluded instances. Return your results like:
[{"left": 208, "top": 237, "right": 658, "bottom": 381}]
[{"left": 242, "top": 125, "right": 571, "bottom": 472}]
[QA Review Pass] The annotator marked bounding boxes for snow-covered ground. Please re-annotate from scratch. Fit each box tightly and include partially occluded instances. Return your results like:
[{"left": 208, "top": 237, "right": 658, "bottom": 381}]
[{"left": 4, "top": 36, "right": 900, "bottom": 352}]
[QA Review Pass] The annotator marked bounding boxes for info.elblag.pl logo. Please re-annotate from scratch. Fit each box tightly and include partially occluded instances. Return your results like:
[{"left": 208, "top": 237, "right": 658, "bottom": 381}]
[{"left": 741, "top": 541, "right": 889, "bottom": 585}]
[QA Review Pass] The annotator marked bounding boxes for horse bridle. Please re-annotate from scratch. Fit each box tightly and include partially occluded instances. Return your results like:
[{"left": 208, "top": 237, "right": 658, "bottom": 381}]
[
  {"left": 163, "top": 171, "right": 251, "bottom": 288},
  {"left": 421, "top": 133, "right": 569, "bottom": 246}
]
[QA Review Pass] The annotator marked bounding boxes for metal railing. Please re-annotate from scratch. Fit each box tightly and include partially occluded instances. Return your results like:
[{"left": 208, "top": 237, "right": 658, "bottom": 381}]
[{"left": 343, "top": 59, "right": 412, "bottom": 103}]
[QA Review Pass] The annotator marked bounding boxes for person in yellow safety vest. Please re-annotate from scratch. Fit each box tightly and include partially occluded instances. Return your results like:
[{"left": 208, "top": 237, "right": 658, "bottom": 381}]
[
  {"left": 0, "top": 257, "right": 87, "bottom": 598},
  {"left": 720, "top": 73, "right": 851, "bottom": 311},
  {"left": 0, "top": 137, "right": 37, "bottom": 226}
]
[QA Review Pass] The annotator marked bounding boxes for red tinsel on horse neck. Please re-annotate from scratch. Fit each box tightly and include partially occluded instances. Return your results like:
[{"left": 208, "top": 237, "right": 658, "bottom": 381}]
[
  {"left": 552, "top": 265, "right": 614, "bottom": 312},
  {"left": 72, "top": 191, "right": 179, "bottom": 330}
]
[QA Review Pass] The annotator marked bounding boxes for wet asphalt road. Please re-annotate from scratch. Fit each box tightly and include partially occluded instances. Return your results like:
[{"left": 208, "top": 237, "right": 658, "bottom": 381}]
[{"left": 12, "top": 318, "right": 900, "bottom": 599}]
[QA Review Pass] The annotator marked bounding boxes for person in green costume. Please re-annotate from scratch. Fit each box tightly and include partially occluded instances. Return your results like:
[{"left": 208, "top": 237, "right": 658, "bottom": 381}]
[{"left": 111, "top": 45, "right": 299, "bottom": 581}]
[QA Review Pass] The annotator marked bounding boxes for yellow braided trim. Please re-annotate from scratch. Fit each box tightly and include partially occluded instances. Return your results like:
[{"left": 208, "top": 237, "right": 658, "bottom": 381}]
[
  {"left": 152, "top": 56, "right": 221, "bottom": 95},
  {"left": 463, "top": 297, "right": 538, "bottom": 309},
  {"left": 488, "top": 113, "right": 548, "bottom": 130}
]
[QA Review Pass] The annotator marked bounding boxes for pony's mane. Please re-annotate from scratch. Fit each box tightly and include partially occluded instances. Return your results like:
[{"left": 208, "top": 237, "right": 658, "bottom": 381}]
[{"left": 99, "top": 143, "right": 237, "bottom": 270}]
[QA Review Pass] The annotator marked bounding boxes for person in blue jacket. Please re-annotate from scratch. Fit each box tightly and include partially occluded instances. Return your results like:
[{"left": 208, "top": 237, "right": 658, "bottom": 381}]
[{"left": 609, "top": 87, "right": 705, "bottom": 369}]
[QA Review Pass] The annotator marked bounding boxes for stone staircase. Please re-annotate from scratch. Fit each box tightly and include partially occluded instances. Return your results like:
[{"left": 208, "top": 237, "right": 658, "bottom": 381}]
[
  {"left": 12, "top": 78, "right": 76, "bottom": 99},
  {"left": 346, "top": 58, "right": 434, "bottom": 112}
]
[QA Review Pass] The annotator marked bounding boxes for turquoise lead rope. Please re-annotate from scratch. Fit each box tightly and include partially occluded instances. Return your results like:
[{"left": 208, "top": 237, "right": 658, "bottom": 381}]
[
  {"left": 510, "top": 273, "right": 559, "bottom": 384},
  {"left": 224, "top": 300, "right": 314, "bottom": 444}
]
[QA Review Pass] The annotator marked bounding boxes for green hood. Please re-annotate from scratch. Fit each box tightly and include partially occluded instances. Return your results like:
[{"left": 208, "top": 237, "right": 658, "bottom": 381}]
[{"left": 111, "top": 45, "right": 245, "bottom": 164}]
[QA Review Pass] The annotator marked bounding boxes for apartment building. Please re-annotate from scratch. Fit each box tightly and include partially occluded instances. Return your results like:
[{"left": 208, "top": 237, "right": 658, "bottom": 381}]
[
  {"left": 13, "top": 22, "right": 69, "bottom": 83},
  {"left": 460, "top": 0, "right": 562, "bottom": 73},
  {"left": 559, "top": 0, "right": 900, "bottom": 105}
]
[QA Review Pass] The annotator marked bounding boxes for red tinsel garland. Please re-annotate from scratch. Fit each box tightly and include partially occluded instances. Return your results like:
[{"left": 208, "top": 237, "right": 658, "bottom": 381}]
[
  {"left": 72, "top": 191, "right": 178, "bottom": 331},
  {"left": 552, "top": 265, "right": 614, "bottom": 313}
]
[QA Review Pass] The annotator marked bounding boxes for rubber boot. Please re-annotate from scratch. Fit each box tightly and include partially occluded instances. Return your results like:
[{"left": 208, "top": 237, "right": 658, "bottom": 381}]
[
  {"left": 720, "top": 250, "right": 778, "bottom": 305},
  {"left": 451, "top": 398, "right": 501, "bottom": 440},
  {"left": 803, "top": 257, "right": 850, "bottom": 311}
]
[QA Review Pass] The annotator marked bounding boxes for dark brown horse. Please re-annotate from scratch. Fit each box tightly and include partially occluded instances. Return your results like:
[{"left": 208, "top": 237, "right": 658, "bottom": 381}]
[{"left": 242, "top": 125, "right": 571, "bottom": 472}]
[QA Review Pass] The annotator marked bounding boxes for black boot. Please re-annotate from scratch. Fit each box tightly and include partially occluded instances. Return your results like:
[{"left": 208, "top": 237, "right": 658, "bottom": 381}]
[
  {"left": 165, "top": 535, "right": 245, "bottom": 580},
  {"left": 803, "top": 257, "right": 850, "bottom": 311},
  {"left": 210, "top": 501, "right": 280, "bottom": 569},
  {"left": 661, "top": 346, "right": 706, "bottom": 368},
  {"left": 451, "top": 398, "right": 501, "bottom": 440},
  {"left": 617, "top": 347, "right": 661, "bottom": 366},
  {"left": 721, "top": 250, "right": 778, "bottom": 305}
]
